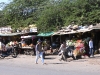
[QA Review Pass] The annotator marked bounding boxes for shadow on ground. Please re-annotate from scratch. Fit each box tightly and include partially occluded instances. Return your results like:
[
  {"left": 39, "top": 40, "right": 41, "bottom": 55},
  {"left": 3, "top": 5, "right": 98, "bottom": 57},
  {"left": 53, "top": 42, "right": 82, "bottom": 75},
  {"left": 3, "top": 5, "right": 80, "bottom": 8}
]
[
  {"left": 44, "top": 57, "right": 56, "bottom": 60},
  {"left": 47, "top": 62, "right": 67, "bottom": 64}
]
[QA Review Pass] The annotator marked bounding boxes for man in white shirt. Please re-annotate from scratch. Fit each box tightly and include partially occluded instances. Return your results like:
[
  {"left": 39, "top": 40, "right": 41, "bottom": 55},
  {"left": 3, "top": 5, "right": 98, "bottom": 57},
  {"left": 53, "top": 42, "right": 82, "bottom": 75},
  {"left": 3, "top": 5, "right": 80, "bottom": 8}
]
[
  {"left": 89, "top": 39, "right": 94, "bottom": 57},
  {"left": 58, "top": 42, "right": 66, "bottom": 61}
]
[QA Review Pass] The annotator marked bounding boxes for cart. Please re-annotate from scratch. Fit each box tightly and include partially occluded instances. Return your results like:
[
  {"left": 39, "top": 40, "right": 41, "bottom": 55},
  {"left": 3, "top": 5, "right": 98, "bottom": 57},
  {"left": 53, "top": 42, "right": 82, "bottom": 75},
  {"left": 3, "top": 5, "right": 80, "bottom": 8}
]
[{"left": 19, "top": 35, "right": 37, "bottom": 56}]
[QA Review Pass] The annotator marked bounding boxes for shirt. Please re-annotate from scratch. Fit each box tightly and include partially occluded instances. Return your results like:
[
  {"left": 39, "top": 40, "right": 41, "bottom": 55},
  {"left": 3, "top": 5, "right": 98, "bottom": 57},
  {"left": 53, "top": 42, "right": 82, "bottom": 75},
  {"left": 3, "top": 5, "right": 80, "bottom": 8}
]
[
  {"left": 35, "top": 44, "right": 42, "bottom": 53},
  {"left": 59, "top": 44, "right": 66, "bottom": 52},
  {"left": 0, "top": 42, "right": 1, "bottom": 50},
  {"left": 89, "top": 40, "right": 93, "bottom": 48}
]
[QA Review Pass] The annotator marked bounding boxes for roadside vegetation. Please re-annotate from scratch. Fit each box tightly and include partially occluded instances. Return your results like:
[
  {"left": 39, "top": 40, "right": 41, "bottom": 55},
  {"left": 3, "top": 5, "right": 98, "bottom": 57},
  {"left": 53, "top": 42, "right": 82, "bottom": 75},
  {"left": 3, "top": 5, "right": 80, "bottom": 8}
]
[{"left": 0, "top": 0, "right": 100, "bottom": 33}]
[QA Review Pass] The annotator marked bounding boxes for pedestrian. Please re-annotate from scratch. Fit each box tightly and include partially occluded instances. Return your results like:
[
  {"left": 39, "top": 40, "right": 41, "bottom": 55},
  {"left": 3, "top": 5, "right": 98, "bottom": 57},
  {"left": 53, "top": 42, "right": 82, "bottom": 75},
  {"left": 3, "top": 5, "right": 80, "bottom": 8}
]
[
  {"left": 84, "top": 41, "right": 90, "bottom": 57},
  {"left": 20, "top": 39, "right": 25, "bottom": 47},
  {"left": 0, "top": 38, "right": 6, "bottom": 55},
  {"left": 35, "top": 40, "right": 45, "bottom": 65},
  {"left": 42, "top": 39, "right": 48, "bottom": 52},
  {"left": 89, "top": 39, "right": 94, "bottom": 57},
  {"left": 58, "top": 41, "right": 66, "bottom": 61}
]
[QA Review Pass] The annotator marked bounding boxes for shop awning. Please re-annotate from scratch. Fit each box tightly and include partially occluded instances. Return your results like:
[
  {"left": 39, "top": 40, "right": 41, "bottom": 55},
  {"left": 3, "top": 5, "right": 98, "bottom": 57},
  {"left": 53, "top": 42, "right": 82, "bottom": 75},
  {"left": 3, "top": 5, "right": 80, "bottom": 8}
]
[
  {"left": 21, "top": 35, "right": 36, "bottom": 39},
  {"left": 52, "top": 29, "right": 92, "bottom": 35},
  {"left": 37, "top": 32, "right": 54, "bottom": 37},
  {"left": 0, "top": 33, "right": 22, "bottom": 36},
  {"left": 0, "top": 32, "right": 37, "bottom": 36}
]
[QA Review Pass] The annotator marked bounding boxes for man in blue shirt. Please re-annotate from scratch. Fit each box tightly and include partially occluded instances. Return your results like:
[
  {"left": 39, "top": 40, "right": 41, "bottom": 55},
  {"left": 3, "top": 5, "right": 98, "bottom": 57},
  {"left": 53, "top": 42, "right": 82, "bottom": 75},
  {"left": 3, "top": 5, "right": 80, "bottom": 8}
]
[{"left": 89, "top": 39, "right": 94, "bottom": 57}]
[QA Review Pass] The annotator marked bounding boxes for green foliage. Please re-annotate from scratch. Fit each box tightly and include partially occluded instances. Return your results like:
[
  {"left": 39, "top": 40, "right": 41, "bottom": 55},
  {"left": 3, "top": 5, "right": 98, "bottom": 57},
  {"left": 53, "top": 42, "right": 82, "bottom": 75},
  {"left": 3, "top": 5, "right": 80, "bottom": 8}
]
[{"left": 0, "top": 0, "right": 100, "bottom": 32}]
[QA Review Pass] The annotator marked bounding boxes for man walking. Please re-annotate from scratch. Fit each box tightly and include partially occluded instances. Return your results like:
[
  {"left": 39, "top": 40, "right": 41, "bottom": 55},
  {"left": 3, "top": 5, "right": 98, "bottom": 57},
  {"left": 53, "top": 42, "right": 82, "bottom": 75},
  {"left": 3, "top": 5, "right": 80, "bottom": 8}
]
[
  {"left": 35, "top": 40, "right": 44, "bottom": 65},
  {"left": 89, "top": 39, "right": 94, "bottom": 57},
  {"left": 58, "top": 41, "right": 66, "bottom": 61}
]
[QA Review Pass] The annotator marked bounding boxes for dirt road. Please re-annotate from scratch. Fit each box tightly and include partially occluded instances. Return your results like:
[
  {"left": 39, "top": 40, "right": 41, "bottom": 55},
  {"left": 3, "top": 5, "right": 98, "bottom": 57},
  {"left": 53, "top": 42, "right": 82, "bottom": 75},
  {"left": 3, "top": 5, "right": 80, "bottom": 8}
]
[{"left": 0, "top": 54, "right": 100, "bottom": 75}]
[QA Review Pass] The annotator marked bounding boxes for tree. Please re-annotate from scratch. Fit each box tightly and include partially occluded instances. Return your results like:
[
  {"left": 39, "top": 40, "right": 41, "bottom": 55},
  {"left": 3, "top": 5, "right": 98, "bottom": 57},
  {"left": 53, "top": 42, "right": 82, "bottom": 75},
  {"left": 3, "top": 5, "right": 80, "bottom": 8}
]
[
  {"left": 0, "top": 0, "right": 100, "bottom": 32},
  {"left": 2, "top": 0, "right": 48, "bottom": 28}
]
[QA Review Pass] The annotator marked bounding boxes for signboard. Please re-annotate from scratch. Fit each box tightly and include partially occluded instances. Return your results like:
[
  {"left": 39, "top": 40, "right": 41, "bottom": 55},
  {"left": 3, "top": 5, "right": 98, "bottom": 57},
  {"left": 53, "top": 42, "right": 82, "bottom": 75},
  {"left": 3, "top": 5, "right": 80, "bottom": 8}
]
[
  {"left": 30, "top": 27, "right": 37, "bottom": 32},
  {"left": 0, "top": 26, "right": 12, "bottom": 33}
]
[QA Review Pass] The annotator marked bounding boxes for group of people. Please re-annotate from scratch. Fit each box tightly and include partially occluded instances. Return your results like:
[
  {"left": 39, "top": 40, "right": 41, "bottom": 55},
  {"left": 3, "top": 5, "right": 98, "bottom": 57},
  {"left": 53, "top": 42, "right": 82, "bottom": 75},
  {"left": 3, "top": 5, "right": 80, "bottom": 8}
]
[
  {"left": 34, "top": 38, "right": 94, "bottom": 64},
  {"left": 58, "top": 38, "right": 94, "bottom": 61},
  {"left": 0, "top": 37, "right": 95, "bottom": 65},
  {"left": 0, "top": 38, "right": 18, "bottom": 55}
]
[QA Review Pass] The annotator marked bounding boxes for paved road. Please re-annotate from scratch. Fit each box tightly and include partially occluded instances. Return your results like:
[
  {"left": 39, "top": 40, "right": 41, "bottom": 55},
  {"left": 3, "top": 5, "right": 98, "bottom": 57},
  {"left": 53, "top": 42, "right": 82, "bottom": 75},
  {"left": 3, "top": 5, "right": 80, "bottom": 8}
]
[{"left": 0, "top": 54, "right": 100, "bottom": 75}]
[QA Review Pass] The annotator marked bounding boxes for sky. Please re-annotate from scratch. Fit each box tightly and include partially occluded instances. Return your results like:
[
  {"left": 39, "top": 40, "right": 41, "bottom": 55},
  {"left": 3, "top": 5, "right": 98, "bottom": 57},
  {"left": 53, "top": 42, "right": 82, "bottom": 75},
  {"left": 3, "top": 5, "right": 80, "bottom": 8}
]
[
  {"left": 0, "top": 0, "right": 12, "bottom": 10},
  {"left": 0, "top": 0, "right": 10, "bottom": 3}
]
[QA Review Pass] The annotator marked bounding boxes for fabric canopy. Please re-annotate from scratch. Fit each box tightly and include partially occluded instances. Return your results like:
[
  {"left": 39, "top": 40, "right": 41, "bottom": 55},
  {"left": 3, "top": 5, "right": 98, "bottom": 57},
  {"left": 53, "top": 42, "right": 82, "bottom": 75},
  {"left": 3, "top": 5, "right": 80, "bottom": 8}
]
[
  {"left": 37, "top": 32, "right": 54, "bottom": 37},
  {"left": 21, "top": 35, "right": 36, "bottom": 39}
]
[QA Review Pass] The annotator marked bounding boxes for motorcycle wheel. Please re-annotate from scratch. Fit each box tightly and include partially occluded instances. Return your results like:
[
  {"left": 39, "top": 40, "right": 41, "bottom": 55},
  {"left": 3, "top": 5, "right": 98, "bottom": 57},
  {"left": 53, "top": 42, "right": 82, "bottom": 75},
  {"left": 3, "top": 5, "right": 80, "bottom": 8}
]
[
  {"left": 12, "top": 53, "right": 17, "bottom": 58},
  {"left": 72, "top": 55, "right": 76, "bottom": 60},
  {"left": 0, "top": 55, "right": 5, "bottom": 59},
  {"left": 12, "top": 48, "right": 17, "bottom": 58}
]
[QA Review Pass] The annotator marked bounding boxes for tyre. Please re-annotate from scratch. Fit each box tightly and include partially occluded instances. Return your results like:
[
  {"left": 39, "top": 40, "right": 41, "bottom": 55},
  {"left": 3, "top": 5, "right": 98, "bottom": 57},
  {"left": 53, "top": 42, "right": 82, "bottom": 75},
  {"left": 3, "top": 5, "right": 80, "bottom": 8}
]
[
  {"left": 0, "top": 51, "right": 5, "bottom": 59},
  {"left": 0, "top": 55, "right": 5, "bottom": 59},
  {"left": 12, "top": 48, "right": 17, "bottom": 58},
  {"left": 72, "top": 55, "right": 76, "bottom": 60}
]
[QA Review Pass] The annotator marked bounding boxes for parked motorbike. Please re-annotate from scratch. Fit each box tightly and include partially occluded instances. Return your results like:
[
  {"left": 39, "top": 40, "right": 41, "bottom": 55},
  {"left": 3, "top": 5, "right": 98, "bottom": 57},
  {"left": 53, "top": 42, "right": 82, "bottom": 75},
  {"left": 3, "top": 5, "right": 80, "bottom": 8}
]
[
  {"left": 62, "top": 46, "right": 85, "bottom": 61},
  {"left": 0, "top": 45, "right": 18, "bottom": 59}
]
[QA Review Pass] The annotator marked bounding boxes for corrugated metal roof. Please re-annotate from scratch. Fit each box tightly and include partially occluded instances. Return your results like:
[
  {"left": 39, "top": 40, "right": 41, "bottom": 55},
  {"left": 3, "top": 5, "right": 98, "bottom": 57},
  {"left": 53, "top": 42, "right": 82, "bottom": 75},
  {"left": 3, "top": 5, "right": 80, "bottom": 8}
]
[
  {"left": 53, "top": 29, "right": 92, "bottom": 35},
  {"left": 0, "top": 32, "right": 29, "bottom": 36},
  {"left": 92, "top": 24, "right": 100, "bottom": 29}
]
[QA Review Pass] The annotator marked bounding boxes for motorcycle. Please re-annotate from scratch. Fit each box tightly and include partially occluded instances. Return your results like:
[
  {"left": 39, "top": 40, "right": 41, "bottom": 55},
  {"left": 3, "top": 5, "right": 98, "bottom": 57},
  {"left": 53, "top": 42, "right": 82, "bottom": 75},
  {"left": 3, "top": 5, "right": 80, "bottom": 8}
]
[
  {"left": 0, "top": 45, "right": 18, "bottom": 59},
  {"left": 63, "top": 46, "right": 85, "bottom": 61}
]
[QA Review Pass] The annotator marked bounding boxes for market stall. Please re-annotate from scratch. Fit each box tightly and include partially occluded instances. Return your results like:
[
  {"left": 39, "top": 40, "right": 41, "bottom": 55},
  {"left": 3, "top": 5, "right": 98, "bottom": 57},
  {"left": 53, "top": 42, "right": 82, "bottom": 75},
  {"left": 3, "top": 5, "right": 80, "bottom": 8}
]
[{"left": 19, "top": 35, "right": 37, "bottom": 55}]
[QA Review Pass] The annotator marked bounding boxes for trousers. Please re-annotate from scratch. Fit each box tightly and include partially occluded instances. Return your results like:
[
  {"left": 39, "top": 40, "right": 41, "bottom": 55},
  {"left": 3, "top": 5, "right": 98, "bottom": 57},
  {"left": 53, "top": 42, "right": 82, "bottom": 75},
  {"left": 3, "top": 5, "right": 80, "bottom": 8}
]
[
  {"left": 35, "top": 52, "right": 44, "bottom": 64},
  {"left": 89, "top": 48, "right": 94, "bottom": 56}
]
